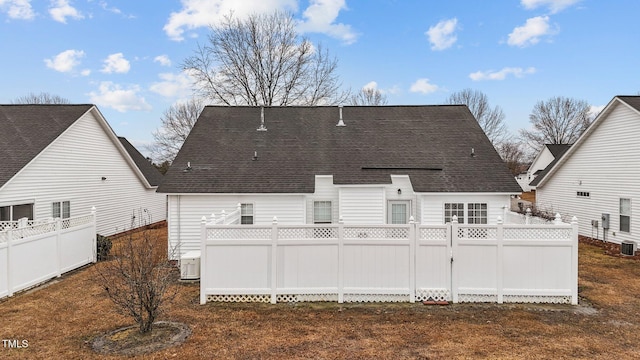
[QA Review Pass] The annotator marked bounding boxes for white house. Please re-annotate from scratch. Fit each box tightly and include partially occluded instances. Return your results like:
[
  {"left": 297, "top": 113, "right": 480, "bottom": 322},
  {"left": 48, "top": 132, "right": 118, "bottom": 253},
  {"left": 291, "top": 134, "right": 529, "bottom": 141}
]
[
  {"left": 517, "top": 144, "right": 571, "bottom": 192},
  {"left": 157, "top": 105, "right": 522, "bottom": 258},
  {"left": 534, "top": 95, "right": 640, "bottom": 248},
  {"left": 0, "top": 104, "right": 166, "bottom": 236}
]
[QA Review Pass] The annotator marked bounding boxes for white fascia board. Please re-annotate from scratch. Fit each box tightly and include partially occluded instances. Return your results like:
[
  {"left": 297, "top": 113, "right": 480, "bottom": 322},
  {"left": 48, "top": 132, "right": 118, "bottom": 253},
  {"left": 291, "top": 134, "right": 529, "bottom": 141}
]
[{"left": 414, "top": 192, "right": 518, "bottom": 196}]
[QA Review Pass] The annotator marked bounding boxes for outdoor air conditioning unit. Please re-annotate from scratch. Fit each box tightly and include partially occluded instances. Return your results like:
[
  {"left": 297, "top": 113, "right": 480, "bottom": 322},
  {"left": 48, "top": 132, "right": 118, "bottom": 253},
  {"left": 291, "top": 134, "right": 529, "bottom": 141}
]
[
  {"left": 621, "top": 241, "right": 636, "bottom": 256},
  {"left": 180, "top": 251, "right": 201, "bottom": 280}
]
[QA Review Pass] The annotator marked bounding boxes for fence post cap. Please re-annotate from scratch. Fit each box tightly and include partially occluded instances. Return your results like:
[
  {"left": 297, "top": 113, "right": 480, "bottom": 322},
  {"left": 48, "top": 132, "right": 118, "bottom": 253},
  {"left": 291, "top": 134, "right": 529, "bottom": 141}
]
[
  {"left": 497, "top": 216, "right": 503, "bottom": 224},
  {"left": 409, "top": 215, "right": 415, "bottom": 224},
  {"left": 452, "top": 215, "right": 458, "bottom": 224},
  {"left": 571, "top": 216, "right": 578, "bottom": 224},
  {"left": 526, "top": 208, "right": 532, "bottom": 215},
  {"left": 338, "top": 215, "right": 344, "bottom": 224},
  {"left": 201, "top": 216, "right": 207, "bottom": 224},
  {"left": 554, "top": 213, "right": 563, "bottom": 224},
  {"left": 91, "top": 206, "right": 96, "bottom": 213},
  {"left": 272, "top": 216, "right": 278, "bottom": 224}
]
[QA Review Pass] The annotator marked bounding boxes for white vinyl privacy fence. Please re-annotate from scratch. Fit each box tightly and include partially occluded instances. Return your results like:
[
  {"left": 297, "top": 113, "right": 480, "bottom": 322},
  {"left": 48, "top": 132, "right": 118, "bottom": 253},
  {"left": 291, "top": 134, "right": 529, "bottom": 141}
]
[
  {"left": 0, "top": 210, "right": 97, "bottom": 299},
  {"left": 199, "top": 215, "right": 579, "bottom": 305}
]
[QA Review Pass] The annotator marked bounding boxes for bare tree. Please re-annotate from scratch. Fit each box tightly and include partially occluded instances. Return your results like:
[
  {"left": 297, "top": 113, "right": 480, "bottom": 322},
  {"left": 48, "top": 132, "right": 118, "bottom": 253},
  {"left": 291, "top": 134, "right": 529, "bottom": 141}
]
[
  {"left": 349, "top": 87, "right": 388, "bottom": 106},
  {"left": 148, "top": 98, "right": 204, "bottom": 163},
  {"left": 445, "top": 89, "right": 509, "bottom": 147},
  {"left": 497, "top": 140, "right": 528, "bottom": 176},
  {"left": 520, "top": 96, "right": 592, "bottom": 151},
  {"left": 98, "top": 229, "right": 177, "bottom": 334},
  {"left": 12, "top": 92, "right": 70, "bottom": 104},
  {"left": 183, "top": 11, "right": 346, "bottom": 106}
]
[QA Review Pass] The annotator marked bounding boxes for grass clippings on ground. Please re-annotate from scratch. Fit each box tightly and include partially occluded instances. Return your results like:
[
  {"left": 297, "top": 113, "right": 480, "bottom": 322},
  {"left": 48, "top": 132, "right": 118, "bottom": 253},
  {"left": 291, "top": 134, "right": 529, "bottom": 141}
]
[{"left": 1, "top": 227, "right": 640, "bottom": 359}]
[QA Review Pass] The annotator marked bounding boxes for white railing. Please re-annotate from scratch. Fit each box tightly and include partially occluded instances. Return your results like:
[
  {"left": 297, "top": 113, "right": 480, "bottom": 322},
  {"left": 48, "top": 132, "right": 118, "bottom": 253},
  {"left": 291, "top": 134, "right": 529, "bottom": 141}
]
[
  {"left": 0, "top": 209, "right": 97, "bottom": 299},
  {"left": 199, "top": 214, "right": 579, "bottom": 305},
  {"left": 0, "top": 218, "right": 53, "bottom": 233},
  {"left": 209, "top": 204, "right": 242, "bottom": 225}
]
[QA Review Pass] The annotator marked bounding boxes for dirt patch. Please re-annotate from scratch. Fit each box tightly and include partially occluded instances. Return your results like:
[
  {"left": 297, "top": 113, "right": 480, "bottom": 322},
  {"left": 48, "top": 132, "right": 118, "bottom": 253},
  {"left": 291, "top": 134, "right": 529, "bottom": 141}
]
[
  {"left": 91, "top": 321, "right": 191, "bottom": 356},
  {"left": 580, "top": 236, "right": 640, "bottom": 259}
]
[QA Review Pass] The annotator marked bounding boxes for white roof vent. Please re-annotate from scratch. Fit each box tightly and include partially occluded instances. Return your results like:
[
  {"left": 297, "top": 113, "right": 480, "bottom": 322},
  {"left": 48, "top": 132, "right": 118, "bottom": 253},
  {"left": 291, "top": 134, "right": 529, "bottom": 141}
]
[
  {"left": 257, "top": 106, "right": 267, "bottom": 131},
  {"left": 336, "top": 105, "right": 345, "bottom": 127}
]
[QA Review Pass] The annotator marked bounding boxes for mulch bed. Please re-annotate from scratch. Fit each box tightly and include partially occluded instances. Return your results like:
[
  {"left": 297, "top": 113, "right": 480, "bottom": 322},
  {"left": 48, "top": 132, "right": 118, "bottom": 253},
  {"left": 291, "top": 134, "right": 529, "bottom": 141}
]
[{"left": 91, "top": 320, "right": 191, "bottom": 356}]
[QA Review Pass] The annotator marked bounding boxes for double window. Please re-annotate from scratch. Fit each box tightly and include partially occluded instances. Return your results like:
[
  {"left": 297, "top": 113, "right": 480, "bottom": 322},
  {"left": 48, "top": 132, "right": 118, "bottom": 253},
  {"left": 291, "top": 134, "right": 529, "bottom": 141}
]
[
  {"left": 444, "top": 203, "right": 488, "bottom": 224},
  {"left": 0, "top": 203, "right": 34, "bottom": 221},
  {"left": 52, "top": 201, "right": 71, "bottom": 219},
  {"left": 620, "top": 198, "right": 631, "bottom": 233}
]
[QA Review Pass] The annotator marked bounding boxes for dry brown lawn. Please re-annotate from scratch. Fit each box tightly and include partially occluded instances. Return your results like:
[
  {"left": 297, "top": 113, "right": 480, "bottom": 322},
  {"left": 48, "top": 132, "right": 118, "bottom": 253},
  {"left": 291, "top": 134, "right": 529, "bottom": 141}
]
[{"left": 1, "top": 226, "right": 640, "bottom": 359}]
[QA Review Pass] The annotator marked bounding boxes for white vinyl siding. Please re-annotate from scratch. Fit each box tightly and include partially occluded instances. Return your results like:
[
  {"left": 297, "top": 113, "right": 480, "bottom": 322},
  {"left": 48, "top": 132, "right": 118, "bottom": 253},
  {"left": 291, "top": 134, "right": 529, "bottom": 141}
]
[
  {"left": 339, "top": 187, "right": 385, "bottom": 224},
  {"left": 536, "top": 101, "right": 640, "bottom": 243},
  {"left": 0, "top": 109, "right": 166, "bottom": 236}
]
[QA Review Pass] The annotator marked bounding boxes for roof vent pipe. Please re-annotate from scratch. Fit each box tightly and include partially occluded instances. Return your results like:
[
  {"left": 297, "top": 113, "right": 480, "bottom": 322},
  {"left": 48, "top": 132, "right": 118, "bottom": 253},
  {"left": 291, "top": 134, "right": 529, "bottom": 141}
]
[
  {"left": 257, "top": 106, "right": 267, "bottom": 131},
  {"left": 337, "top": 105, "right": 345, "bottom": 127}
]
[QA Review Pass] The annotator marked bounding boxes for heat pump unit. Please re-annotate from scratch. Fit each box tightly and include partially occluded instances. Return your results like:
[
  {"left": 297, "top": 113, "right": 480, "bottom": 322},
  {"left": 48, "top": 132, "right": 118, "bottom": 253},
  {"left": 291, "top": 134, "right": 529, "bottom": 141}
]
[
  {"left": 621, "top": 241, "right": 636, "bottom": 256},
  {"left": 180, "top": 251, "right": 201, "bottom": 280}
]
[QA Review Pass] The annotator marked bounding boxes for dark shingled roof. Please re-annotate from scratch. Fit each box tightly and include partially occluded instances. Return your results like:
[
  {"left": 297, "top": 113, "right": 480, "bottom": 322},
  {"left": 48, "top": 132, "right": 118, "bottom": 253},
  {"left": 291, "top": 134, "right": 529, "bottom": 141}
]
[
  {"left": 0, "top": 104, "right": 93, "bottom": 189},
  {"left": 157, "top": 105, "right": 521, "bottom": 194},
  {"left": 118, "top": 137, "right": 164, "bottom": 187},
  {"left": 529, "top": 144, "right": 571, "bottom": 187},
  {"left": 617, "top": 96, "right": 640, "bottom": 112}
]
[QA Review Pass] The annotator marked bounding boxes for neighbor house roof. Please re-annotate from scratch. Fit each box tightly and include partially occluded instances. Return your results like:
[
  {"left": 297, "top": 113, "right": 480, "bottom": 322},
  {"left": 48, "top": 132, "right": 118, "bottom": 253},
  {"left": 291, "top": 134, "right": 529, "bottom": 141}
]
[
  {"left": 534, "top": 95, "right": 640, "bottom": 188},
  {"left": 118, "top": 137, "right": 164, "bottom": 187},
  {"left": 0, "top": 104, "right": 93, "bottom": 189},
  {"left": 158, "top": 105, "right": 521, "bottom": 194},
  {"left": 528, "top": 144, "right": 571, "bottom": 187}
]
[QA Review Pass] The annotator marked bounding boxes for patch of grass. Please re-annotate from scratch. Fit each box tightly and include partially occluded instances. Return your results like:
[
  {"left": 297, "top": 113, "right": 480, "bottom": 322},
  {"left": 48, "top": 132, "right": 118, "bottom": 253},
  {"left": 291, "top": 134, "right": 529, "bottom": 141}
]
[{"left": 2, "top": 227, "right": 640, "bottom": 359}]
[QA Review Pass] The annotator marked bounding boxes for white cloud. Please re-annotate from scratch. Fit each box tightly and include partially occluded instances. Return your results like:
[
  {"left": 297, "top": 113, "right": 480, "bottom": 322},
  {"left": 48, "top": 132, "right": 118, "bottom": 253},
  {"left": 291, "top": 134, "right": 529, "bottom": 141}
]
[
  {"left": 507, "top": 16, "right": 553, "bottom": 47},
  {"left": 409, "top": 78, "right": 439, "bottom": 94},
  {"left": 589, "top": 105, "right": 605, "bottom": 119},
  {"left": 101, "top": 53, "right": 130, "bottom": 74},
  {"left": 80, "top": 69, "right": 91, "bottom": 76},
  {"left": 469, "top": 67, "right": 536, "bottom": 81},
  {"left": 0, "top": 0, "right": 35, "bottom": 19},
  {"left": 154, "top": 55, "right": 172, "bottom": 67},
  {"left": 149, "top": 72, "right": 194, "bottom": 99},
  {"left": 164, "top": 0, "right": 297, "bottom": 41},
  {"left": 88, "top": 81, "right": 152, "bottom": 112},
  {"left": 362, "top": 81, "right": 378, "bottom": 91},
  {"left": 426, "top": 18, "right": 458, "bottom": 51},
  {"left": 521, "top": 0, "right": 581, "bottom": 14},
  {"left": 297, "top": 0, "right": 358, "bottom": 44},
  {"left": 44, "top": 49, "right": 85, "bottom": 72},
  {"left": 49, "top": 0, "right": 84, "bottom": 23}
]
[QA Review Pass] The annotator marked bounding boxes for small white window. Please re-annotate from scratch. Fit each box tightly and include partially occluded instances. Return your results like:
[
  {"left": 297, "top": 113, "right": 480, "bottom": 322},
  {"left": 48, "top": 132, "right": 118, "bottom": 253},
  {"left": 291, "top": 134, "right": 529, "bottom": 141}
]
[
  {"left": 241, "top": 203, "right": 254, "bottom": 225},
  {"left": 467, "top": 203, "right": 488, "bottom": 224},
  {"left": 62, "top": 201, "right": 70, "bottom": 218},
  {"left": 444, "top": 203, "right": 464, "bottom": 224},
  {"left": 52, "top": 202, "right": 61, "bottom": 218},
  {"left": 53, "top": 201, "right": 71, "bottom": 219},
  {"left": 313, "top": 201, "right": 332, "bottom": 224},
  {"left": 388, "top": 201, "right": 410, "bottom": 224},
  {"left": 620, "top": 198, "right": 631, "bottom": 233}
]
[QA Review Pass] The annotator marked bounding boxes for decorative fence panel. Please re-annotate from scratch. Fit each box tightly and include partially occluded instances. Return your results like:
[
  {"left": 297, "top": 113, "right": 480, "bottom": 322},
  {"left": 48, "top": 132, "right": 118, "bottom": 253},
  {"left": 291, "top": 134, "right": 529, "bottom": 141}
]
[
  {"left": 200, "top": 216, "right": 578, "bottom": 305},
  {"left": 0, "top": 211, "right": 97, "bottom": 299}
]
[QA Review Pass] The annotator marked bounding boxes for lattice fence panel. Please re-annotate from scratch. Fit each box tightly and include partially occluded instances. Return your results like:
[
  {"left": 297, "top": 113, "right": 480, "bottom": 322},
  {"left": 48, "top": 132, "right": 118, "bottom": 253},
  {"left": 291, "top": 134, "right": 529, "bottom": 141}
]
[
  {"left": 14, "top": 223, "right": 57, "bottom": 238},
  {"left": 503, "top": 295, "right": 572, "bottom": 304},
  {"left": 415, "top": 288, "right": 451, "bottom": 302},
  {"left": 419, "top": 227, "right": 447, "bottom": 241},
  {"left": 62, "top": 215, "right": 93, "bottom": 230},
  {"left": 504, "top": 227, "right": 572, "bottom": 240},
  {"left": 457, "top": 227, "right": 497, "bottom": 240},
  {"left": 206, "top": 294, "right": 271, "bottom": 303},
  {"left": 344, "top": 227, "right": 408, "bottom": 239},
  {"left": 277, "top": 294, "right": 339, "bottom": 303},
  {"left": 207, "top": 228, "right": 271, "bottom": 240},
  {"left": 278, "top": 227, "right": 338, "bottom": 239}
]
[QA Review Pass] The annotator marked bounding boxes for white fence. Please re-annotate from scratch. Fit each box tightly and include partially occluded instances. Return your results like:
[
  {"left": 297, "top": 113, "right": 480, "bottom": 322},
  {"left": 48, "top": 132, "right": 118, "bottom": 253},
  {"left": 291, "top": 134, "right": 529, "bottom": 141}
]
[
  {"left": 0, "top": 211, "right": 97, "bottom": 299},
  {"left": 199, "top": 215, "right": 579, "bottom": 305}
]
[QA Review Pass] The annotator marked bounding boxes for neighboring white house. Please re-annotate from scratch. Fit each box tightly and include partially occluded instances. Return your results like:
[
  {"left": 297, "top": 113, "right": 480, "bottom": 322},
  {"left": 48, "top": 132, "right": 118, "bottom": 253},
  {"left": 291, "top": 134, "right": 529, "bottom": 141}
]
[
  {"left": 517, "top": 144, "right": 571, "bottom": 192},
  {"left": 0, "top": 104, "right": 166, "bottom": 236},
  {"left": 157, "top": 105, "right": 522, "bottom": 258},
  {"left": 534, "top": 95, "right": 640, "bottom": 247}
]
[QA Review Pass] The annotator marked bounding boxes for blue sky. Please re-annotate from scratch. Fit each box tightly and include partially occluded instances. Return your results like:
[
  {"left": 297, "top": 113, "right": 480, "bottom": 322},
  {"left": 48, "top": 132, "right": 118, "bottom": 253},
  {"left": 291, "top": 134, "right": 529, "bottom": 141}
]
[{"left": 1, "top": 0, "right": 639, "bottom": 156}]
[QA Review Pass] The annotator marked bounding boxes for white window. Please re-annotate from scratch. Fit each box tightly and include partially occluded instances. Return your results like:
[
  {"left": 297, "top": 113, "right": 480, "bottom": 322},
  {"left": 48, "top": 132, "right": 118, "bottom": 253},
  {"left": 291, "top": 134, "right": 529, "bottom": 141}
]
[
  {"left": 388, "top": 201, "right": 410, "bottom": 224},
  {"left": 52, "top": 201, "right": 71, "bottom": 219},
  {"left": 313, "top": 201, "right": 332, "bottom": 224},
  {"left": 240, "top": 203, "right": 254, "bottom": 225},
  {"left": 468, "top": 203, "right": 488, "bottom": 224},
  {"left": 620, "top": 198, "right": 631, "bottom": 233},
  {"left": 0, "top": 203, "right": 34, "bottom": 221},
  {"left": 444, "top": 203, "right": 464, "bottom": 224}
]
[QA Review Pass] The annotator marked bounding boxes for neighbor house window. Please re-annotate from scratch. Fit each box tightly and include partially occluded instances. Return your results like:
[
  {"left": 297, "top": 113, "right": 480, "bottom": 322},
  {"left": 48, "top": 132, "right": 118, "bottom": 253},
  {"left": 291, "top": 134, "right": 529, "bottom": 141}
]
[
  {"left": 52, "top": 201, "right": 71, "bottom": 219},
  {"left": 467, "top": 203, "right": 488, "bottom": 224},
  {"left": 577, "top": 191, "right": 590, "bottom": 198},
  {"left": 444, "top": 203, "right": 464, "bottom": 224},
  {"left": 313, "top": 201, "right": 332, "bottom": 224},
  {"left": 620, "top": 198, "right": 631, "bottom": 233},
  {"left": 1, "top": 203, "right": 34, "bottom": 221},
  {"left": 240, "top": 203, "right": 254, "bottom": 225}
]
